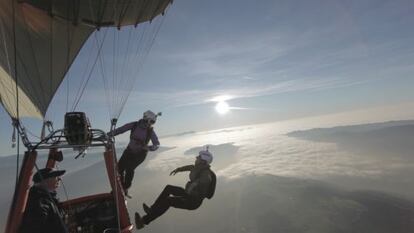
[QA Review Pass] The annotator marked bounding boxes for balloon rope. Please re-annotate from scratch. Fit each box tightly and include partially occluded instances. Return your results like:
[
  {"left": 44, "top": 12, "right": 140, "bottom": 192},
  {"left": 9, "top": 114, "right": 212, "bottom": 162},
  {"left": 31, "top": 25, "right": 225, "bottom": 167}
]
[
  {"left": 110, "top": 138, "right": 122, "bottom": 233},
  {"left": 20, "top": 9, "right": 47, "bottom": 109},
  {"left": 11, "top": 0, "right": 20, "bottom": 188},
  {"left": 49, "top": 6, "right": 53, "bottom": 111},
  {"left": 66, "top": 2, "right": 70, "bottom": 112},
  {"left": 71, "top": 0, "right": 104, "bottom": 111},
  {"left": 47, "top": 3, "right": 54, "bottom": 121},
  {"left": 109, "top": 0, "right": 122, "bottom": 230},
  {"left": 95, "top": 31, "right": 112, "bottom": 118},
  {"left": 117, "top": 13, "right": 168, "bottom": 119},
  {"left": 71, "top": 30, "right": 108, "bottom": 111},
  {"left": 0, "top": 18, "right": 14, "bottom": 107}
]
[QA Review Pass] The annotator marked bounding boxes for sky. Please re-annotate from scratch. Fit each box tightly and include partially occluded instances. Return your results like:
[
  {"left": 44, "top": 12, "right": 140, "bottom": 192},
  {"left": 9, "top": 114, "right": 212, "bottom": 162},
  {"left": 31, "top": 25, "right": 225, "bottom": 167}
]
[{"left": 2, "top": 0, "right": 414, "bottom": 156}]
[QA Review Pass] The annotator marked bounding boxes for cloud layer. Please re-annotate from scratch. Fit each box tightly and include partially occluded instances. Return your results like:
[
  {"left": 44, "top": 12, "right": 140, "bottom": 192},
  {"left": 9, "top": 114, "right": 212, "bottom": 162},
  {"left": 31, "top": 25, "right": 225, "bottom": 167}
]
[{"left": 143, "top": 118, "right": 414, "bottom": 198}]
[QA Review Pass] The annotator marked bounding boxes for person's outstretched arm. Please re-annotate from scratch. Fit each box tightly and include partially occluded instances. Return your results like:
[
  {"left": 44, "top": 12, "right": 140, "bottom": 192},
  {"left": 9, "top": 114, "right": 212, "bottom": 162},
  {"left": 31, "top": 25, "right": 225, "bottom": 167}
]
[
  {"left": 107, "top": 122, "right": 136, "bottom": 137},
  {"left": 170, "top": 165, "right": 194, "bottom": 176},
  {"left": 148, "top": 131, "right": 160, "bottom": 151}
]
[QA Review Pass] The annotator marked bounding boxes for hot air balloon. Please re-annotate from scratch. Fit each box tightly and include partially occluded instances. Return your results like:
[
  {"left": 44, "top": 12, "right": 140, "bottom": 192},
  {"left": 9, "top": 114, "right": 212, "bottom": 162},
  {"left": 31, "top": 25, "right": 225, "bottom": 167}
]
[{"left": 0, "top": 0, "right": 173, "bottom": 232}]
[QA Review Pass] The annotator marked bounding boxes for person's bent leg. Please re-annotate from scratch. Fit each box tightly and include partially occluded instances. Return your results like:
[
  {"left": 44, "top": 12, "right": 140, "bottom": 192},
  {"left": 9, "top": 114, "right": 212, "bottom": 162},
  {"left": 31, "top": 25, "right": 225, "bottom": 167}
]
[
  {"left": 122, "top": 150, "right": 147, "bottom": 190},
  {"left": 143, "top": 195, "right": 196, "bottom": 225},
  {"left": 117, "top": 149, "right": 130, "bottom": 189},
  {"left": 170, "top": 196, "right": 203, "bottom": 211},
  {"left": 142, "top": 196, "right": 202, "bottom": 225},
  {"left": 124, "top": 151, "right": 147, "bottom": 190},
  {"left": 123, "top": 169, "right": 135, "bottom": 190},
  {"left": 142, "top": 185, "right": 187, "bottom": 225},
  {"left": 151, "top": 185, "right": 186, "bottom": 209}
]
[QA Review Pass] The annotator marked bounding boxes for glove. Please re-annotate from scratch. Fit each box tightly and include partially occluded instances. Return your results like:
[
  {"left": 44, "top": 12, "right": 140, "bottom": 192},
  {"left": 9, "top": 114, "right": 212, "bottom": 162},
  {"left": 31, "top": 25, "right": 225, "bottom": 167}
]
[{"left": 148, "top": 145, "right": 159, "bottom": 151}]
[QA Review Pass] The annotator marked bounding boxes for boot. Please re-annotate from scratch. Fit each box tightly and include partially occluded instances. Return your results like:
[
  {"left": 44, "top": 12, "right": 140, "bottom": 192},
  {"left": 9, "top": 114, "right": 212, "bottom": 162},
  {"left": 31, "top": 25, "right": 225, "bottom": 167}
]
[
  {"left": 143, "top": 203, "right": 151, "bottom": 214},
  {"left": 135, "top": 212, "right": 145, "bottom": 229}
]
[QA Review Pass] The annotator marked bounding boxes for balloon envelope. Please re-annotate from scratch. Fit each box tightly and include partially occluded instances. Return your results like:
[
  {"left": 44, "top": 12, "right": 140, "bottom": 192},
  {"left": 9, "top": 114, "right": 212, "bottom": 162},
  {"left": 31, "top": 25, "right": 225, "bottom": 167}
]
[{"left": 0, "top": 0, "right": 171, "bottom": 119}]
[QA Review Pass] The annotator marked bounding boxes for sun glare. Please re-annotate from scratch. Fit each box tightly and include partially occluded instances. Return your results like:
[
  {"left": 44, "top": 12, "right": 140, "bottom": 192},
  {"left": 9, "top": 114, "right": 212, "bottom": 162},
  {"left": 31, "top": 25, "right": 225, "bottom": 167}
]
[{"left": 215, "top": 101, "right": 230, "bottom": 114}]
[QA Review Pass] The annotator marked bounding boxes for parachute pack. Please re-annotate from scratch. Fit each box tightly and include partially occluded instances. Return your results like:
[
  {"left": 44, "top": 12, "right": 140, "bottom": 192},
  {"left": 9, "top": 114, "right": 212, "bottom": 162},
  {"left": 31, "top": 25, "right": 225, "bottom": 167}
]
[{"left": 206, "top": 169, "right": 217, "bottom": 199}]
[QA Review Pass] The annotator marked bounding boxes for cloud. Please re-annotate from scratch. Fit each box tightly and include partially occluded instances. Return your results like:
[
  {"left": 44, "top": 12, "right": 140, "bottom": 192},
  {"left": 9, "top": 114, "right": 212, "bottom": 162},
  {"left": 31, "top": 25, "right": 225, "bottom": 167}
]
[
  {"left": 141, "top": 3, "right": 414, "bottom": 110},
  {"left": 207, "top": 95, "right": 235, "bottom": 102},
  {"left": 145, "top": 119, "right": 414, "bottom": 195},
  {"left": 56, "top": 4, "right": 414, "bottom": 113},
  {"left": 124, "top": 75, "right": 365, "bottom": 110},
  {"left": 129, "top": 30, "right": 403, "bottom": 110},
  {"left": 168, "top": 33, "right": 287, "bottom": 77},
  {"left": 183, "top": 142, "right": 239, "bottom": 156}
]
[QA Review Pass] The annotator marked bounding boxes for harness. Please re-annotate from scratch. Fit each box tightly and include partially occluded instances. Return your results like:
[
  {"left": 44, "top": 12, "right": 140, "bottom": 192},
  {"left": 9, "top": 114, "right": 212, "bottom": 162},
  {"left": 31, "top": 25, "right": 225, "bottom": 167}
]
[{"left": 129, "top": 120, "right": 153, "bottom": 146}]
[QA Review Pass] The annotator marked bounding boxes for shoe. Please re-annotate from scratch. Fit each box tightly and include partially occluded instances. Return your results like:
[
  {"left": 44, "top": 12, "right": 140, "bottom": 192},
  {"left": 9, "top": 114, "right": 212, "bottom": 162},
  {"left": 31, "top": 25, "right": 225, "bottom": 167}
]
[
  {"left": 135, "top": 212, "right": 145, "bottom": 229},
  {"left": 143, "top": 203, "right": 151, "bottom": 214}
]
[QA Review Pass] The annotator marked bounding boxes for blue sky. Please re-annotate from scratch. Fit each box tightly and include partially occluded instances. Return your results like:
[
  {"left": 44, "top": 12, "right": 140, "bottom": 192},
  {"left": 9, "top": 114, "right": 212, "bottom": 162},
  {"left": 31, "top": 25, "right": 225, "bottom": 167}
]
[{"left": 1, "top": 0, "right": 414, "bottom": 156}]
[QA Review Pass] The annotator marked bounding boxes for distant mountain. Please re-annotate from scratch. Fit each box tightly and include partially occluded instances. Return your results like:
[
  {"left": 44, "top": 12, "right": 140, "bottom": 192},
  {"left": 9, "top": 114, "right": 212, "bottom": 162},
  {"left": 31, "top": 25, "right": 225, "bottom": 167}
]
[
  {"left": 160, "top": 131, "right": 196, "bottom": 138},
  {"left": 287, "top": 120, "right": 414, "bottom": 140},
  {"left": 286, "top": 120, "right": 414, "bottom": 159}
]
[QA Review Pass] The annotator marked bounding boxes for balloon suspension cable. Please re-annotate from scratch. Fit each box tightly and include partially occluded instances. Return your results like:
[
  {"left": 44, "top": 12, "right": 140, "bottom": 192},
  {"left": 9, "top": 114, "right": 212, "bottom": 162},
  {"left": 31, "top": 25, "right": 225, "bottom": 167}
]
[
  {"left": 41, "top": 120, "right": 54, "bottom": 140},
  {"left": 11, "top": 0, "right": 21, "bottom": 190},
  {"left": 12, "top": 119, "right": 19, "bottom": 189},
  {"left": 11, "top": 122, "right": 16, "bottom": 148},
  {"left": 12, "top": 118, "right": 32, "bottom": 150},
  {"left": 109, "top": 118, "right": 122, "bottom": 232},
  {"left": 111, "top": 118, "right": 118, "bottom": 132}
]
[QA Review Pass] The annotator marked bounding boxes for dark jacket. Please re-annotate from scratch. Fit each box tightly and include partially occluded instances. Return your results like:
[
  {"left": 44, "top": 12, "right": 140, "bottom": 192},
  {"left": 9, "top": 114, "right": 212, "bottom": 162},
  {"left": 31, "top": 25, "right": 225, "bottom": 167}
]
[
  {"left": 182, "top": 164, "right": 213, "bottom": 199},
  {"left": 19, "top": 185, "right": 67, "bottom": 233}
]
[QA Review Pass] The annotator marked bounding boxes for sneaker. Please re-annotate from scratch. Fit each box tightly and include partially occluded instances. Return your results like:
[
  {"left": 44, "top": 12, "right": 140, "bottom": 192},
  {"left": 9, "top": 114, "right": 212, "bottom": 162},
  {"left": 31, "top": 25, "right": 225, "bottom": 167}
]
[
  {"left": 135, "top": 212, "right": 145, "bottom": 229},
  {"left": 143, "top": 203, "right": 151, "bottom": 214}
]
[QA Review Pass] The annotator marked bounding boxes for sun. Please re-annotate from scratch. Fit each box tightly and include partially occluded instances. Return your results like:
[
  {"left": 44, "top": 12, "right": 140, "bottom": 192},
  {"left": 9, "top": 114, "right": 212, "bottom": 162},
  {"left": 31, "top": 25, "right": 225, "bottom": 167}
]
[{"left": 215, "top": 101, "right": 230, "bottom": 114}]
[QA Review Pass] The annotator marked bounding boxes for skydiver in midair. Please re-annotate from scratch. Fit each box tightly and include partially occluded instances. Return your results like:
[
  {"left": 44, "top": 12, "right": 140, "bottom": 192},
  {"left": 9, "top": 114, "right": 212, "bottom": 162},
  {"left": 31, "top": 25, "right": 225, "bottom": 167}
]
[
  {"left": 108, "top": 110, "right": 160, "bottom": 198},
  {"left": 134, "top": 148, "right": 216, "bottom": 229}
]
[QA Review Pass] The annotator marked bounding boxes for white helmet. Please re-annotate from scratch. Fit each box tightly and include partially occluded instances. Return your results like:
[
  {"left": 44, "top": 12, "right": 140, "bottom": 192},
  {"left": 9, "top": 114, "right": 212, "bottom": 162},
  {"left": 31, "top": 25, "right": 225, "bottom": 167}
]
[
  {"left": 198, "top": 150, "right": 213, "bottom": 164},
  {"left": 143, "top": 110, "right": 158, "bottom": 124}
]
